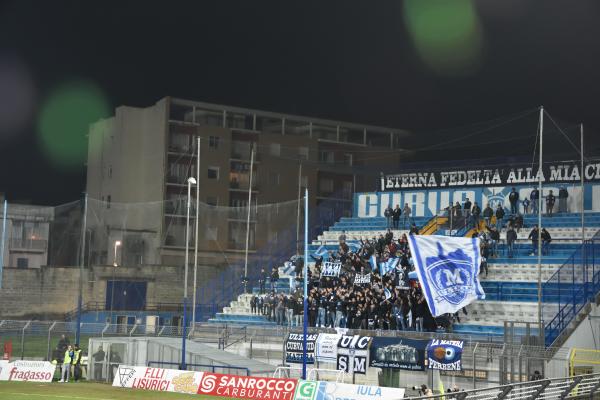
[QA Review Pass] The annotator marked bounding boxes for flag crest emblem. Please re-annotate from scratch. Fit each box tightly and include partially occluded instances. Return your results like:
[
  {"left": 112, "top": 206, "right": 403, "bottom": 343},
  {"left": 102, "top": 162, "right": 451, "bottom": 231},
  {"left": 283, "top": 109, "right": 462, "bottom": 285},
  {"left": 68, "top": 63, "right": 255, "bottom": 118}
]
[{"left": 426, "top": 243, "right": 473, "bottom": 306}]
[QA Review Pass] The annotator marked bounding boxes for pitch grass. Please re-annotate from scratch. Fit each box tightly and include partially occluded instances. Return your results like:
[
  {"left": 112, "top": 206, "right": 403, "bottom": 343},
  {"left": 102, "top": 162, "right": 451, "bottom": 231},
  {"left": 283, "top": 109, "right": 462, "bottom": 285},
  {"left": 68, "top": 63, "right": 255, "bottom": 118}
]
[{"left": 0, "top": 381, "right": 235, "bottom": 400}]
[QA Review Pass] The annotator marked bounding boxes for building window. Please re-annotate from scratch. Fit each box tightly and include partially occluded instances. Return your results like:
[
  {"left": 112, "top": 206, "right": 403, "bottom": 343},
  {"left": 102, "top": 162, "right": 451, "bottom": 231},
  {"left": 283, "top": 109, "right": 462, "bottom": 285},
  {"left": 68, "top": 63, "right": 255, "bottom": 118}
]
[
  {"left": 107, "top": 195, "right": 111, "bottom": 209},
  {"left": 299, "top": 147, "right": 309, "bottom": 160},
  {"left": 207, "top": 167, "right": 219, "bottom": 180},
  {"left": 205, "top": 226, "right": 218, "bottom": 240},
  {"left": 269, "top": 172, "right": 280, "bottom": 186},
  {"left": 319, "top": 150, "right": 335, "bottom": 164},
  {"left": 206, "top": 196, "right": 218, "bottom": 207},
  {"left": 17, "top": 257, "right": 28, "bottom": 269},
  {"left": 343, "top": 181, "right": 353, "bottom": 199},
  {"left": 319, "top": 178, "right": 334, "bottom": 194},
  {"left": 209, "top": 136, "right": 220, "bottom": 150},
  {"left": 269, "top": 143, "right": 281, "bottom": 157},
  {"left": 343, "top": 153, "right": 353, "bottom": 166}
]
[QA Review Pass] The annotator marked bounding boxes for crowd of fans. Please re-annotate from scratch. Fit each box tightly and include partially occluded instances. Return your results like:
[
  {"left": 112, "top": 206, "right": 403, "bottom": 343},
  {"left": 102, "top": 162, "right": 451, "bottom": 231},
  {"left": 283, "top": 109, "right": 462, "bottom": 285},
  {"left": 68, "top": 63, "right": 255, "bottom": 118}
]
[
  {"left": 251, "top": 227, "right": 458, "bottom": 333},
  {"left": 248, "top": 187, "right": 565, "bottom": 332}
]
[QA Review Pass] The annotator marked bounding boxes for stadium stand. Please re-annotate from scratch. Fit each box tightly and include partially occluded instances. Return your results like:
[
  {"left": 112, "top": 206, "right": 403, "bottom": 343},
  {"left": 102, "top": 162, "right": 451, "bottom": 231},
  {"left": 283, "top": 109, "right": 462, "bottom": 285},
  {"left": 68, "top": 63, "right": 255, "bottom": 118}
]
[{"left": 208, "top": 209, "right": 600, "bottom": 345}]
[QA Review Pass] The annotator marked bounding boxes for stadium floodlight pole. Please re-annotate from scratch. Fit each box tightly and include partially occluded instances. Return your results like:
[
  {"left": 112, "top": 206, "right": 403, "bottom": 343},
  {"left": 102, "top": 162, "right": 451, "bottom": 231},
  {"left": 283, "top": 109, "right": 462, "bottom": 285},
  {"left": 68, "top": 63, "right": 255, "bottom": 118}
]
[
  {"left": 192, "top": 136, "right": 200, "bottom": 327},
  {"left": 302, "top": 188, "right": 309, "bottom": 380},
  {"left": 243, "top": 144, "right": 255, "bottom": 293},
  {"left": 296, "top": 161, "right": 302, "bottom": 255},
  {"left": 0, "top": 200, "right": 7, "bottom": 289},
  {"left": 537, "top": 107, "right": 544, "bottom": 336},
  {"left": 581, "top": 124, "right": 585, "bottom": 245},
  {"left": 76, "top": 192, "right": 88, "bottom": 346},
  {"left": 182, "top": 176, "right": 197, "bottom": 370}
]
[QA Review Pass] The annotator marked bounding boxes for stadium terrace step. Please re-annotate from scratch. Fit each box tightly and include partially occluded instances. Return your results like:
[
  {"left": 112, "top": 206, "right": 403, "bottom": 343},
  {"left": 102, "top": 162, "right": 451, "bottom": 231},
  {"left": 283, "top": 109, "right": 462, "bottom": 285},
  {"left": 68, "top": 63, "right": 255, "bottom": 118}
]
[
  {"left": 480, "top": 281, "right": 581, "bottom": 302},
  {"left": 463, "top": 301, "right": 540, "bottom": 325},
  {"left": 453, "top": 324, "right": 539, "bottom": 337},
  {"left": 207, "top": 317, "right": 277, "bottom": 326},
  {"left": 482, "top": 264, "right": 560, "bottom": 282},
  {"left": 487, "top": 256, "right": 570, "bottom": 264}
]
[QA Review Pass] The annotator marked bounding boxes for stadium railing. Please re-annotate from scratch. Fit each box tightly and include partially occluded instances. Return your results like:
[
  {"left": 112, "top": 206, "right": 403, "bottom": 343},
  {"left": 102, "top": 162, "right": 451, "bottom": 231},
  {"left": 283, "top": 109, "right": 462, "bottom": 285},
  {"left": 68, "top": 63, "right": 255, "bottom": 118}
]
[
  {"left": 543, "top": 232, "right": 600, "bottom": 347},
  {"left": 147, "top": 360, "right": 250, "bottom": 375},
  {"left": 407, "top": 372, "right": 600, "bottom": 400}
]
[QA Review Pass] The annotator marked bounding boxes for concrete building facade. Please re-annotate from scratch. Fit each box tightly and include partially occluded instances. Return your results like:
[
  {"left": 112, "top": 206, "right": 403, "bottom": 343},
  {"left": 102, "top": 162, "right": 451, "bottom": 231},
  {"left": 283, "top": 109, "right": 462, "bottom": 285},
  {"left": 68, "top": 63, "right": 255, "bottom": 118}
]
[{"left": 86, "top": 97, "right": 408, "bottom": 268}]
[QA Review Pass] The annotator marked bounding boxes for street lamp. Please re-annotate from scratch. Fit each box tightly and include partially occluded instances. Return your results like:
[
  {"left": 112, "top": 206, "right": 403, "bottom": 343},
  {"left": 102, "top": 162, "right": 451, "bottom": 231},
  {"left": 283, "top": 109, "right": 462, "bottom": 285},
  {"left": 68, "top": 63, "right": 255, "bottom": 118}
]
[
  {"left": 110, "top": 240, "right": 122, "bottom": 324},
  {"left": 113, "top": 240, "right": 122, "bottom": 267},
  {"left": 182, "top": 176, "right": 196, "bottom": 370}
]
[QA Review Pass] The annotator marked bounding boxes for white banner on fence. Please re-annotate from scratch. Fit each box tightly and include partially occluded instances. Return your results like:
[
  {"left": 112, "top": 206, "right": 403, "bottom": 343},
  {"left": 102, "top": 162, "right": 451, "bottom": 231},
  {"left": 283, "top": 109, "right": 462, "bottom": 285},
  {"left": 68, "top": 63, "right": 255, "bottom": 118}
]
[
  {"left": 0, "top": 360, "right": 56, "bottom": 382},
  {"left": 354, "top": 273, "right": 371, "bottom": 285},
  {"left": 294, "top": 380, "right": 405, "bottom": 400},
  {"left": 321, "top": 262, "right": 342, "bottom": 277},
  {"left": 112, "top": 365, "right": 204, "bottom": 394},
  {"left": 315, "top": 333, "right": 341, "bottom": 363}
]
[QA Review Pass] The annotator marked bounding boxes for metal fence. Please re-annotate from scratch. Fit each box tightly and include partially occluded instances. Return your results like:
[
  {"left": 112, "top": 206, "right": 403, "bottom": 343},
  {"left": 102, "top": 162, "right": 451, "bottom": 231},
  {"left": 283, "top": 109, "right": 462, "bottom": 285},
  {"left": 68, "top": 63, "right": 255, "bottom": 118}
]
[
  {"left": 543, "top": 233, "right": 600, "bottom": 347},
  {"left": 0, "top": 318, "right": 584, "bottom": 389},
  {"left": 0, "top": 320, "right": 194, "bottom": 361},
  {"left": 198, "top": 324, "right": 574, "bottom": 389}
]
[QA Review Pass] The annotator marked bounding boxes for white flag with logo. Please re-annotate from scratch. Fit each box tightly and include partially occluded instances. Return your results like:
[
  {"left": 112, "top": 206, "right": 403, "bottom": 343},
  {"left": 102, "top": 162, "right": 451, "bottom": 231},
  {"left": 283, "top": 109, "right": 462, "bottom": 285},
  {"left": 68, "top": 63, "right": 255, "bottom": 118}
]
[{"left": 408, "top": 235, "right": 485, "bottom": 317}]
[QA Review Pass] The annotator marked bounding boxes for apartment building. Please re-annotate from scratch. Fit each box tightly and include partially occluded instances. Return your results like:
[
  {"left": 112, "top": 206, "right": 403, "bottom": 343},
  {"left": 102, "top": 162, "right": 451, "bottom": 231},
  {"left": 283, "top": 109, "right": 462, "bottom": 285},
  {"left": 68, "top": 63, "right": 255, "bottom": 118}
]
[
  {"left": 0, "top": 194, "right": 54, "bottom": 269},
  {"left": 86, "top": 97, "right": 408, "bottom": 267}
]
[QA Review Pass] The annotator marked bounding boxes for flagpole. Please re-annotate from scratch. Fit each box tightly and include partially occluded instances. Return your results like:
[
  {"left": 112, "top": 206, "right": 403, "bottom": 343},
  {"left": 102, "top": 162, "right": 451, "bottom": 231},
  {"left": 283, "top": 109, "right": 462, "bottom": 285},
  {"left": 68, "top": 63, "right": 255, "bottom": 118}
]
[
  {"left": 302, "top": 188, "right": 309, "bottom": 380},
  {"left": 296, "top": 161, "right": 302, "bottom": 255},
  {"left": 580, "top": 124, "right": 584, "bottom": 245},
  {"left": 537, "top": 107, "right": 544, "bottom": 339},
  {"left": 192, "top": 136, "right": 200, "bottom": 326},
  {"left": 0, "top": 200, "right": 7, "bottom": 290},
  {"left": 244, "top": 145, "right": 255, "bottom": 293}
]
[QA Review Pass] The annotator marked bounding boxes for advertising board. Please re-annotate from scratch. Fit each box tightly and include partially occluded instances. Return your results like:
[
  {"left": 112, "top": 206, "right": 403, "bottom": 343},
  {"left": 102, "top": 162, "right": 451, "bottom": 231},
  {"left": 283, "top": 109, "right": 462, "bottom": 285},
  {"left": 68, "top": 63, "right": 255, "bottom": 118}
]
[
  {"left": 0, "top": 360, "right": 56, "bottom": 382},
  {"left": 197, "top": 372, "right": 298, "bottom": 400},
  {"left": 294, "top": 380, "right": 405, "bottom": 400},
  {"left": 112, "top": 365, "right": 203, "bottom": 394}
]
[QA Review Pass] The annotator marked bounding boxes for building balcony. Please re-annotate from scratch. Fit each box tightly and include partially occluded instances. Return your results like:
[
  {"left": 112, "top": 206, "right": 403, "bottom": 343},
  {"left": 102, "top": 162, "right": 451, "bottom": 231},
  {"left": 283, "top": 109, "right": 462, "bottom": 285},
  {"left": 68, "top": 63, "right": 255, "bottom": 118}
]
[
  {"left": 166, "top": 175, "right": 189, "bottom": 185},
  {"left": 229, "top": 172, "right": 259, "bottom": 191},
  {"left": 168, "top": 146, "right": 197, "bottom": 156},
  {"left": 10, "top": 238, "right": 48, "bottom": 252},
  {"left": 227, "top": 240, "right": 256, "bottom": 251}
]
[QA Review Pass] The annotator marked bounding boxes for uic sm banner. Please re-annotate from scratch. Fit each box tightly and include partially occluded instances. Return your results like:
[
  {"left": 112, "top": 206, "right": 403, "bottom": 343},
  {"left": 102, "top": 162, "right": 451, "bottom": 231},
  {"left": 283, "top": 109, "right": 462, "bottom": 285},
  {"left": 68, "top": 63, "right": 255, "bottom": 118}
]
[{"left": 337, "top": 335, "right": 372, "bottom": 374}]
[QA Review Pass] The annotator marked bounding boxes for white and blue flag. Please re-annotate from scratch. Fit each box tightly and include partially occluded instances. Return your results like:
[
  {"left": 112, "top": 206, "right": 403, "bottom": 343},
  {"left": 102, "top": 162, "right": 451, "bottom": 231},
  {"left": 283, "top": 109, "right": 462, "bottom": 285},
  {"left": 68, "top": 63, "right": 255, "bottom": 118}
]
[
  {"left": 408, "top": 235, "right": 485, "bottom": 317},
  {"left": 384, "top": 288, "right": 392, "bottom": 300},
  {"left": 379, "top": 257, "right": 399, "bottom": 276},
  {"left": 369, "top": 255, "right": 378, "bottom": 271},
  {"left": 348, "top": 241, "right": 361, "bottom": 253},
  {"left": 314, "top": 245, "right": 329, "bottom": 258}
]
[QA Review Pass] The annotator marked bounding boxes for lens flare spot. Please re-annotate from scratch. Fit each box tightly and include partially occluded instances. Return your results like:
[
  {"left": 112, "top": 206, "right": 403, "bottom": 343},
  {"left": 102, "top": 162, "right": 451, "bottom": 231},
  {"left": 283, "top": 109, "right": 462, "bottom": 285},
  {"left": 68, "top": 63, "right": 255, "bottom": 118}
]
[
  {"left": 403, "top": 0, "right": 484, "bottom": 75},
  {"left": 0, "top": 55, "right": 36, "bottom": 141},
  {"left": 38, "top": 81, "right": 110, "bottom": 170}
]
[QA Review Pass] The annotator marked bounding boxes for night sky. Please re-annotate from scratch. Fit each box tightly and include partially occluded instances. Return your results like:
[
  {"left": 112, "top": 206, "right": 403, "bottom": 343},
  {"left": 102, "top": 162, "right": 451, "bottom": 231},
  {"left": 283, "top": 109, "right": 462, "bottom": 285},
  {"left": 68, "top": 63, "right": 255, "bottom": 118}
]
[{"left": 1, "top": 0, "right": 599, "bottom": 205}]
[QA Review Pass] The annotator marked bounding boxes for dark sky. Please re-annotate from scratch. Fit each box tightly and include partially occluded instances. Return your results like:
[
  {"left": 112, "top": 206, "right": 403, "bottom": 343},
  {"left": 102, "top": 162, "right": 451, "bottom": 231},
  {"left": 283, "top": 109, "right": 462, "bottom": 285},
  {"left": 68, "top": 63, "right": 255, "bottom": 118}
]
[{"left": 1, "top": 0, "right": 599, "bottom": 204}]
